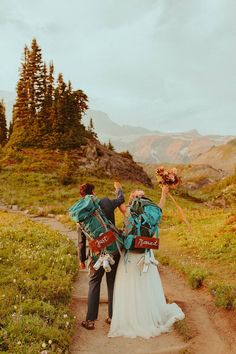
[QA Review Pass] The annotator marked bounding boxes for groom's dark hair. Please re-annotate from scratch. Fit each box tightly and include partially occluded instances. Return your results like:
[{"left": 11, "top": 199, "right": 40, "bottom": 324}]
[{"left": 80, "top": 183, "right": 95, "bottom": 197}]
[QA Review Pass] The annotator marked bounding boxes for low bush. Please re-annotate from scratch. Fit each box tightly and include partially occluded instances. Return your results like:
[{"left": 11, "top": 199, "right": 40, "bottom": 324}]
[
  {"left": 211, "top": 285, "right": 236, "bottom": 310},
  {"left": 119, "top": 150, "right": 133, "bottom": 160},
  {"left": 174, "top": 319, "right": 193, "bottom": 342},
  {"left": 187, "top": 269, "right": 207, "bottom": 289},
  {"left": 58, "top": 153, "right": 76, "bottom": 186}
]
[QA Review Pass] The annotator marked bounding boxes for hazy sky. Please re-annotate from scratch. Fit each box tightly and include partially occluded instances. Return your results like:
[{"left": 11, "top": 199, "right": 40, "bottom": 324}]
[{"left": 1, "top": 0, "right": 236, "bottom": 135}]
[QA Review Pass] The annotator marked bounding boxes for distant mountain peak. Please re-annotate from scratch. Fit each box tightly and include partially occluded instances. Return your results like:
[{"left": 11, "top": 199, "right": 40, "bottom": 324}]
[
  {"left": 83, "top": 109, "right": 156, "bottom": 137},
  {"left": 185, "top": 129, "right": 200, "bottom": 135},
  {"left": 82, "top": 109, "right": 234, "bottom": 165}
]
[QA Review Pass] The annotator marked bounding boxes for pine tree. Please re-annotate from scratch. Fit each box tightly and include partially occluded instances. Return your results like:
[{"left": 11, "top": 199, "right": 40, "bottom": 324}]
[
  {"left": 44, "top": 61, "right": 55, "bottom": 133},
  {"left": 12, "top": 46, "right": 30, "bottom": 128},
  {"left": 73, "top": 89, "right": 88, "bottom": 117},
  {"left": 0, "top": 100, "right": 8, "bottom": 146},
  {"left": 48, "top": 62, "right": 55, "bottom": 100},
  {"left": 107, "top": 139, "right": 115, "bottom": 151},
  {"left": 10, "top": 40, "right": 45, "bottom": 147},
  {"left": 8, "top": 120, "right": 13, "bottom": 140},
  {"left": 56, "top": 73, "right": 67, "bottom": 132},
  {"left": 28, "top": 38, "right": 45, "bottom": 117},
  {"left": 38, "top": 61, "right": 55, "bottom": 145},
  {"left": 9, "top": 38, "right": 90, "bottom": 150},
  {"left": 28, "top": 39, "right": 47, "bottom": 143},
  {"left": 48, "top": 75, "right": 89, "bottom": 148},
  {"left": 87, "top": 117, "right": 97, "bottom": 138}
]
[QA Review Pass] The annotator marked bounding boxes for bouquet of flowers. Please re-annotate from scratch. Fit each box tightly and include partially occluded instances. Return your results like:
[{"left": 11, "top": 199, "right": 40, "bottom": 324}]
[
  {"left": 156, "top": 166, "right": 192, "bottom": 232},
  {"left": 156, "top": 166, "right": 181, "bottom": 188}
]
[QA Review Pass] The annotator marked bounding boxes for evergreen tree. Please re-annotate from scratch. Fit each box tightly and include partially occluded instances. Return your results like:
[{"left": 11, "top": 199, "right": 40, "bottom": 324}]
[
  {"left": 48, "top": 62, "right": 55, "bottom": 100},
  {"left": 107, "top": 139, "right": 115, "bottom": 151},
  {"left": 55, "top": 73, "right": 67, "bottom": 132},
  {"left": 28, "top": 39, "right": 48, "bottom": 143},
  {"left": 8, "top": 120, "right": 13, "bottom": 140},
  {"left": 11, "top": 46, "right": 30, "bottom": 139},
  {"left": 87, "top": 117, "right": 97, "bottom": 138},
  {"left": 0, "top": 100, "right": 8, "bottom": 146},
  {"left": 9, "top": 38, "right": 90, "bottom": 150},
  {"left": 28, "top": 38, "right": 45, "bottom": 117},
  {"left": 10, "top": 40, "right": 45, "bottom": 147},
  {"left": 48, "top": 75, "right": 89, "bottom": 148},
  {"left": 38, "top": 62, "right": 55, "bottom": 144},
  {"left": 73, "top": 89, "right": 89, "bottom": 116}
]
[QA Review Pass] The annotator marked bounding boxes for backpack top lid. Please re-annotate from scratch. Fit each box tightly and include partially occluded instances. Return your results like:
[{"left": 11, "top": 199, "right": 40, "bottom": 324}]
[
  {"left": 130, "top": 196, "right": 161, "bottom": 216},
  {"left": 68, "top": 195, "right": 101, "bottom": 222},
  {"left": 126, "top": 196, "right": 162, "bottom": 237}
]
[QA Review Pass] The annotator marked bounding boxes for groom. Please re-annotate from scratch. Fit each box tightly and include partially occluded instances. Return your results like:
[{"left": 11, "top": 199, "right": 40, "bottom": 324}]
[{"left": 80, "top": 181, "right": 124, "bottom": 330}]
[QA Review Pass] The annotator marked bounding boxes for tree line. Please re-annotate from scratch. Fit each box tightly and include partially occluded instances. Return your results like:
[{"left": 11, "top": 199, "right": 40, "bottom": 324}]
[{"left": 0, "top": 38, "right": 97, "bottom": 149}]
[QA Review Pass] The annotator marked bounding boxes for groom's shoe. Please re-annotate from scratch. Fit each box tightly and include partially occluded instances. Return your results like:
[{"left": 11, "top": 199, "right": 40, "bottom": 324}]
[
  {"left": 80, "top": 262, "right": 86, "bottom": 270},
  {"left": 81, "top": 320, "right": 95, "bottom": 330}
]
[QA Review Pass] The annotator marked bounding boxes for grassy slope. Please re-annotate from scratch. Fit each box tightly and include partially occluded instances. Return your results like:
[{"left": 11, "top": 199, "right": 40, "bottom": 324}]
[
  {"left": 0, "top": 148, "right": 235, "bottom": 309},
  {"left": 189, "top": 170, "right": 236, "bottom": 204},
  {"left": 193, "top": 138, "right": 236, "bottom": 173},
  {"left": 0, "top": 212, "right": 78, "bottom": 353}
]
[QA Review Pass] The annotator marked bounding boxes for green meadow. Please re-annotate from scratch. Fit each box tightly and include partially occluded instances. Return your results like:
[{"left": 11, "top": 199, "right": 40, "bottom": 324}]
[
  {"left": 0, "top": 148, "right": 235, "bottom": 328},
  {"left": 0, "top": 212, "right": 77, "bottom": 353}
]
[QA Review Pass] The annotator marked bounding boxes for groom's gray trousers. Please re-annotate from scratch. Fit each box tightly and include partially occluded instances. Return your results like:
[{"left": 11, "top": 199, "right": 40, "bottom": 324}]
[{"left": 86, "top": 253, "right": 120, "bottom": 321}]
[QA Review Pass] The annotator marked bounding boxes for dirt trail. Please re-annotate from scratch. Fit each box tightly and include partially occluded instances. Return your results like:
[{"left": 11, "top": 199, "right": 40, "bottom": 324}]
[{"left": 1, "top": 204, "right": 236, "bottom": 354}]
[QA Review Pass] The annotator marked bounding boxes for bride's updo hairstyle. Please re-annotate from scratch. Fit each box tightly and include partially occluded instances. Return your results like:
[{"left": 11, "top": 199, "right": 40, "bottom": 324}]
[{"left": 128, "top": 190, "right": 145, "bottom": 204}]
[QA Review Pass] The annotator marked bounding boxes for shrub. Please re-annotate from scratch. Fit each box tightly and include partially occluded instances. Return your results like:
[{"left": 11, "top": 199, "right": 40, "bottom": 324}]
[
  {"left": 187, "top": 269, "right": 206, "bottom": 289},
  {"left": 58, "top": 152, "right": 76, "bottom": 185},
  {"left": 119, "top": 150, "right": 133, "bottom": 160},
  {"left": 2, "top": 147, "right": 25, "bottom": 163},
  {"left": 103, "top": 139, "right": 115, "bottom": 151},
  {"left": 96, "top": 147, "right": 104, "bottom": 157},
  {"left": 156, "top": 254, "right": 170, "bottom": 266},
  {"left": 211, "top": 285, "right": 236, "bottom": 310},
  {"left": 174, "top": 319, "right": 193, "bottom": 342}
]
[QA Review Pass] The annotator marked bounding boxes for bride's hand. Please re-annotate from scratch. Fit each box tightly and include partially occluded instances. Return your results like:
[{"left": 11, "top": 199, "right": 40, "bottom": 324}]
[{"left": 162, "top": 185, "right": 169, "bottom": 195}]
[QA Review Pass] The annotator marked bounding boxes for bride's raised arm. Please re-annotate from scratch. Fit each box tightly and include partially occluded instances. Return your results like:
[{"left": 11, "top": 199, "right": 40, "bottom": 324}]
[{"left": 158, "top": 185, "right": 169, "bottom": 210}]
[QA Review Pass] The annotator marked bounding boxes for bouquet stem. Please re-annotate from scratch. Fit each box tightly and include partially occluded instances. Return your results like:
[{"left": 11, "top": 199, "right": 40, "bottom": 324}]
[{"left": 167, "top": 192, "right": 192, "bottom": 232}]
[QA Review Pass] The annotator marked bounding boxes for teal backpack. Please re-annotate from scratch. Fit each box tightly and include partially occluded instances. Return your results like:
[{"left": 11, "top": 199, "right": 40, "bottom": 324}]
[
  {"left": 68, "top": 195, "right": 122, "bottom": 256},
  {"left": 124, "top": 197, "right": 162, "bottom": 250}
]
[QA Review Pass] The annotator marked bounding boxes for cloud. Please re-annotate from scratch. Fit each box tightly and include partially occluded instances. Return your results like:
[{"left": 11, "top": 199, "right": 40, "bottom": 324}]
[{"left": 0, "top": 0, "right": 235, "bottom": 135}]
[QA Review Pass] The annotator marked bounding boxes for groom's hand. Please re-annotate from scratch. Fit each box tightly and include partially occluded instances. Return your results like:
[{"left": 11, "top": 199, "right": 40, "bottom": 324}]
[{"left": 114, "top": 181, "right": 122, "bottom": 191}]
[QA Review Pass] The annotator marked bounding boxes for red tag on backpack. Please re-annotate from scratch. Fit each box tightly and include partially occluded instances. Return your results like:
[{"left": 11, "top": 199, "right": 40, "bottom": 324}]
[
  {"left": 134, "top": 236, "right": 159, "bottom": 249},
  {"left": 89, "top": 230, "right": 116, "bottom": 252}
]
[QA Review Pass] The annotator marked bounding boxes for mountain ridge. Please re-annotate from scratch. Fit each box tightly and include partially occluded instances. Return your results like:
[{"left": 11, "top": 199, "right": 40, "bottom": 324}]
[
  {"left": 192, "top": 138, "right": 236, "bottom": 174},
  {"left": 1, "top": 91, "right": 234, "bottom": 167},
  {"left": 82, "top": 110, "right": 234, "bottom": 165}
]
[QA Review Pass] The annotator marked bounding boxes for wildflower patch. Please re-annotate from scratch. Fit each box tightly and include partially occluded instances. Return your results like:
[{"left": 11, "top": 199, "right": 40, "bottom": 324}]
[{"left": 0, "top": 211, "right": 78, "bottom": 353}]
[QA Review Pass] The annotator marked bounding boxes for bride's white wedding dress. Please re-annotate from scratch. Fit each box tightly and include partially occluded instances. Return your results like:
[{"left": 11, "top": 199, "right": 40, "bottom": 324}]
[{"left": 108, "top": 250, "right": 185, "bottom": 339}]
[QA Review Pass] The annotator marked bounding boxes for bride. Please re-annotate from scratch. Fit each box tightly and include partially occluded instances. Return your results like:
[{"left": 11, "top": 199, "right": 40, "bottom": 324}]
[{"left": 108, "top": 186, "right": 185, "bottom": 339}]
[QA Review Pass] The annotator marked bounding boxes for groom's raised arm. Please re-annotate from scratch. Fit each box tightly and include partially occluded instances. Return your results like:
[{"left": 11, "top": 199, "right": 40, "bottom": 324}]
[{"left": 110, "top": 182, "right": 125, "bottom": 209}]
